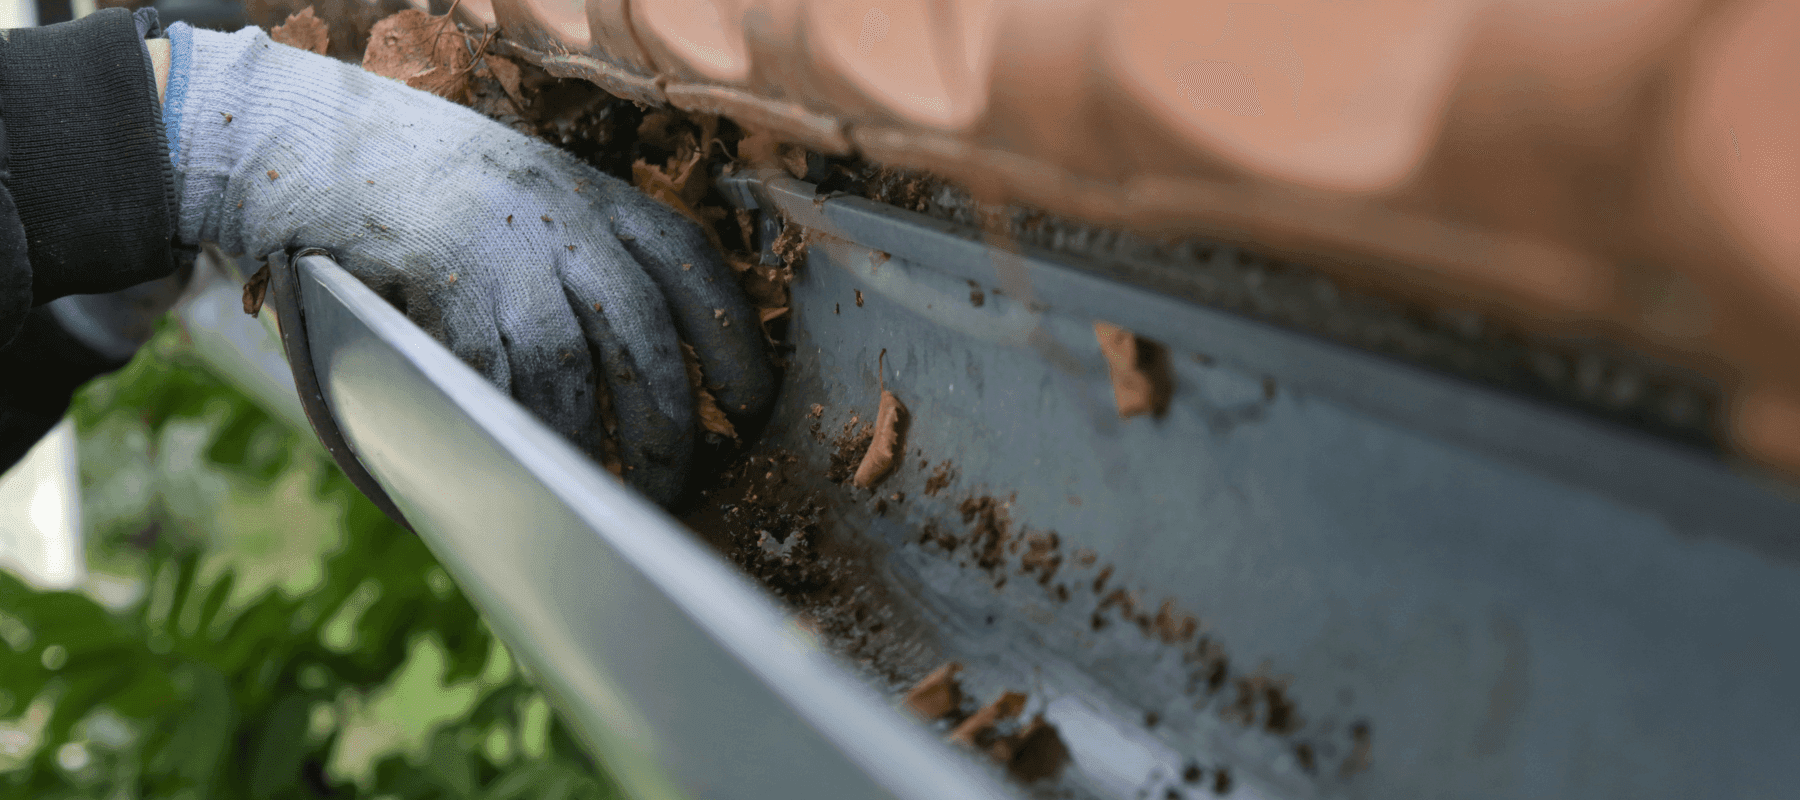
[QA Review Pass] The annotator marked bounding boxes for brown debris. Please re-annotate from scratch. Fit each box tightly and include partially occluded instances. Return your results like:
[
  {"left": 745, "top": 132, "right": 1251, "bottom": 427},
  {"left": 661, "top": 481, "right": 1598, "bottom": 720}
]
[
  {"left": 1186, "top": 638, "right": 1230, "bottom": 695},
  {"left": 923, "top": 461, "right": 956, "bottom": 496},
  {"left": 903, "top": 662, "right": 963, "bottom": 721},
  {"left": 1340, "top": 722, "right": 1372, "bottom": 778},
  {"left": 476, "top": 53, "right": 525, "bottom": 108},
  {"left": 852, "top": 350, "right": 907, "bottom": 489},
  {"left": 246, "top": 0, "right": 411, "bottom": 61},
  {"left": 681, "top": 343, "right": 738, "bottom": 440},
  {"left": 991, "top": 715, "right": 1070, "bottom": 783},
  {"left": 632, "top": 151, "right": 718, "bottom": 241},
  {"left": 1294, "top": 742, "right": 1316, "bottom": 773},
  {"left": 949, "top": 691, "right": 1027, "bottom": 745},
  {"left": 1223, "top": 666, "right": 1302, "bottom": 734},
  {"left": 242, "top": 263, "right": 271, "bottom": 317},
  {"left": 362, "top": 8, "right": 473, "bottom": 103},
  {"left": 1152, "top": 599, "right": 1199, "bottom": 643},
  {"left": 771, "top": 222, "right": 808, "bottom": 267},
  {"left": 1098, "top": 588, "right": 1137, "bottom": 618},
  {"left": 270, "top": 7, "right": 329, "bottom": 54},
  {"left": 1073, "top": 547, "right": 1098, "bottom": 568},
  {"left": 733, "top": 128, "right": 810, "bottom": 182},
  {"left": 1093, "top": 321, "right": 1173, "bottom": 418},
  {"left": 861, "top": 166, "right": 936, "bottom": 212},
  {"left": 919, "top": 521, "right": 958, "bottom": 550},
  {"left": 959, "top": 497, "right": 1011, "bottom": 571},
  {"left": 781, "top": 145, "right": 811, "bottom": 180},
  {"left": 1019, "top": 531, "right": 1062, "bottom": 585},
  {"left": 1093, "top": 565, "right": 1114, "bottom": 594}
]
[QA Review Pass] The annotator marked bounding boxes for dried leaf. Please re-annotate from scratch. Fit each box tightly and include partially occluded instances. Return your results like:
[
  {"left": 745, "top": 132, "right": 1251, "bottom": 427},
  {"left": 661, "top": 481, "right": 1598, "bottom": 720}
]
[
  {"left": 242, "top": 263, "right": 271, "bottom": 317},
  {"left": 735, "top": 128, "right": 779, "bottom": 167},
  {"left": 991, "top": 716, "right": 1069, "bottom": 783},
  {"left": 270, "top": 7, "right": 329, "bottom": 55},
  {"left": 903, "top": 662, "right": 963, "bottom": 721},
  {"left": 781, "top": 145, "right": 810, "bottom": 180},
  {"left": 480, "top": 53, "right": 525, "bottom": 107},
  {"left": 362, "top": 9, "right": 473, "bottom": 103},
  {"left": 1094, "top": 321, "right": 1171, "bottom": 418},
  {"left": 681, "top": 343, "right": 738, "bottom": 440},
  {"left": 631, "top": 151, "right": 729, "bottom": 257},
  {"left": 949, "top": 691, "right": 1027, "bottom": 745},
  {"left": 771, "top": 222, "right": 808, "bottom": 267},
  {"left": 853, "top": 350, "right": 907, "bottom": 489}
]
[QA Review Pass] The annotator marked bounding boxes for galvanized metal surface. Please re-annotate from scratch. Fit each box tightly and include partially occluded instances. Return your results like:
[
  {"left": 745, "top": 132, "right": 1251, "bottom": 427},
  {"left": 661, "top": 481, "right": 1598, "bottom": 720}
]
[
  {"left": 291, "top": 253, "right": 1012, "bottom": 800},
  {"left": 205, "top": 185, "right": 1800, "bottom": 800},
  {"left": 718, "top": 171, "right": 1800, "bottom": 800}
]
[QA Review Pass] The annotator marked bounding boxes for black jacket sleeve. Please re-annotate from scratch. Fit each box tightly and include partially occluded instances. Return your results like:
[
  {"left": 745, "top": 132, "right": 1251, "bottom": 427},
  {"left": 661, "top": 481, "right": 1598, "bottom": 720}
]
[{"left": 0, "top": 8, "right": 175, "bottom": 474}]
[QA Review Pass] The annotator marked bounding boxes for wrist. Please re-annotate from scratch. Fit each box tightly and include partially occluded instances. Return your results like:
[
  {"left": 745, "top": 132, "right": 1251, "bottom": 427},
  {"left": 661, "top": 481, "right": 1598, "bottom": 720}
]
[{"left": 148, "top": 38, "right": 169, "bottom": 104}]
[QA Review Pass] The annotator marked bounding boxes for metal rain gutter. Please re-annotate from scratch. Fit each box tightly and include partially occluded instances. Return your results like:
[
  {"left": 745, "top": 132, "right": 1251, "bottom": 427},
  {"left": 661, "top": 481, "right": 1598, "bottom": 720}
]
[{"left": 290, "top": 252, "right": 1012, "bottom": 800}]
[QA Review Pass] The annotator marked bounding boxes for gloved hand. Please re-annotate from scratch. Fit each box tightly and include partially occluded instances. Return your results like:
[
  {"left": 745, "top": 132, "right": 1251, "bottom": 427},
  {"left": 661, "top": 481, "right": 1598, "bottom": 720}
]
[{"left": 162, "top": 23, "right": 774, "bottom": 504}]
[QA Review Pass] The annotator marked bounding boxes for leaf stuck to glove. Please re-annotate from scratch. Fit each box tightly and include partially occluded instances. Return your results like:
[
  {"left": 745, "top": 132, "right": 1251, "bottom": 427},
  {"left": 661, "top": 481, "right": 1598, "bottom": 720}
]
[{"left": 682, "top": 343, "right": 737, "bottom": 441}]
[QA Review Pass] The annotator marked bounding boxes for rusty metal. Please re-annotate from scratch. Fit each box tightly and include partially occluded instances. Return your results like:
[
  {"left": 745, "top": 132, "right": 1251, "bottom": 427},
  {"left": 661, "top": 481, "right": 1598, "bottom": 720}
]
[{"left": 433, "top": 0, "right": 1800, "bottom": 478}]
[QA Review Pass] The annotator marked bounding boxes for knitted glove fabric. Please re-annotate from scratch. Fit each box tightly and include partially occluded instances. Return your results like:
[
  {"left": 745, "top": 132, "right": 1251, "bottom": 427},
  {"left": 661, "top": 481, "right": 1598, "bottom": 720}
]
[{"left": 163, "top": 24, "right": 774, "bottom": 504}]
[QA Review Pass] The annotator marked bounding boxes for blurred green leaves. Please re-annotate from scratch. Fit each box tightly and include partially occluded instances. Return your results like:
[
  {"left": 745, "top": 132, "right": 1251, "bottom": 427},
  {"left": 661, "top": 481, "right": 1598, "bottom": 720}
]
[{"left": 0, "top": 321, "right": 617, "bottom": 800}]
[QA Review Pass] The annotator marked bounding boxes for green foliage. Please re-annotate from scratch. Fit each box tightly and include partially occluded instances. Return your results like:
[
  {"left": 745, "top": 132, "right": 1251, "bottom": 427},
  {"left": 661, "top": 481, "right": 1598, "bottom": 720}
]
[{"left": 0, "top": 321, "right": 617, "bottom": 800}]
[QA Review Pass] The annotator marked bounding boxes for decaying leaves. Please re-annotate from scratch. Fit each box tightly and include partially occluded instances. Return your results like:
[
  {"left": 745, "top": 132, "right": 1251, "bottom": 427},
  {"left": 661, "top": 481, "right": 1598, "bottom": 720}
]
[
  {"left": 682, "top": 343, "right": 738, "bottom": 440},
  {"left": 949, "top": 691, "right": 1027, "bottom": 745},
  {"left": 362, "top": 9, "right": 473, "bottom": 103},
  {"left": 903, "top": 662, "right": 963, "bottom": 721},
  {"left": 734, "top": 128, "right": 810, "bottom": 180},
  {"left": 771, "top": 222, "right": 808, "bottom": 267},
  {"left": 242, "top": 263, "right": 272, "bottom": 317},
  {"left": 727, "top": 254, "right": 793, "bottom": 342},
  {"left": 475, "top": 52, "right": 525, "bottom": 107},
  {"left": 991, "top": 715, "right": 1070, "bottom": 783},
  {"left": 1094, "top": 321, "right": 1172, "bottom": 418},
  {"left": 270, "top": 6, "right": 329, "bottom": 54},
  {"left": 852, "top": 350, "right": 907, "bottom": 489},
  {"left": 630, "top": 113, "right": 731, "bottom": 254}
]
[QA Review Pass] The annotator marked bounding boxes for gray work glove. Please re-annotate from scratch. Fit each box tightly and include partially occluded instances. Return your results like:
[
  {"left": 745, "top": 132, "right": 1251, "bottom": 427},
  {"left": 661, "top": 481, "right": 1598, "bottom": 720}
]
[{"left": 163, "top": 23, "right": 774, "bottom": 503}]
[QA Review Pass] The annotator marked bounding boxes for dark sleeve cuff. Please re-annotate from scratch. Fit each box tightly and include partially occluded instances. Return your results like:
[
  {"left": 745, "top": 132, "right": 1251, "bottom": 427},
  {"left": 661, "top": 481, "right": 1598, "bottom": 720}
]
[
  {"left": 0, "top": 305, "right": 129, "bottom": 472},
  {"left": 0, "top": 7, "right": 175, "bottom": 306}
]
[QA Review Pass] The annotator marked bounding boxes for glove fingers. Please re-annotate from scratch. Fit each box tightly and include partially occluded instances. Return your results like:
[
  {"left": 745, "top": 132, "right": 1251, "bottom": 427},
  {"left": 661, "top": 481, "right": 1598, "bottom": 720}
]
[
  {"left": 604, "top": 188, "right": 776, "bottom": 419},
  {"left": 490, "top": 273, "right": 604, "bottom": 460},
  {"left": 398, "top": 271, "right": 512, "bottom": 394},
  {"left": 559, "top": 242, "right": 694, "bottom": 505}
]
